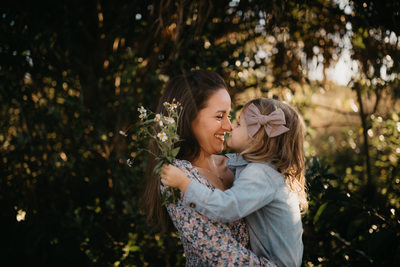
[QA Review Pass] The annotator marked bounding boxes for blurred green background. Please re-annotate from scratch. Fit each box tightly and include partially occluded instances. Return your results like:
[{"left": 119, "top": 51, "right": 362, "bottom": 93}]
[{"left": 1, "top": 0, "right": 399, "bottom": 266}]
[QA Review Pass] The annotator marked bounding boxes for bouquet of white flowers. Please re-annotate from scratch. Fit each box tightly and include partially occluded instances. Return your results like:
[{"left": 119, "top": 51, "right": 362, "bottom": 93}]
[{"left": 126, "top": 99, "right": 182, "bottom": 204}]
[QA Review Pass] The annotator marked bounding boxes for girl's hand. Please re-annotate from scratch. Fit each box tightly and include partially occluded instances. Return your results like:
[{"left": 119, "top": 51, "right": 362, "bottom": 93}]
[{"left": 160, "top": 164, "right": 191, "bottom": 193}]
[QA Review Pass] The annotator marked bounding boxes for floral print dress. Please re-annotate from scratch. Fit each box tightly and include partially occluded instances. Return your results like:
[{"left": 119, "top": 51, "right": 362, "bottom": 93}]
[{"left": 161, "top": 159, "right": 277, "bottom": 267}]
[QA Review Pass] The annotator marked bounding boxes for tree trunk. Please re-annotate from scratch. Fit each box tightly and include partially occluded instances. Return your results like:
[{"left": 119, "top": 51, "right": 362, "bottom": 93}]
[{"left": 355, "top": 83, "right": 372, "bottom": 186}]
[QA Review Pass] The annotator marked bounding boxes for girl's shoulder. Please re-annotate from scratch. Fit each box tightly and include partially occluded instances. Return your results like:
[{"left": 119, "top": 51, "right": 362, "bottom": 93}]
[
  {"left": 246, "top": 159, "right": 279, "bottom": 172},
  {"left": 244, "top": 160, "right": 275, "bottom": 169},
  {"left": 242, "top": 161, "right": 284, "bottom": 185}
]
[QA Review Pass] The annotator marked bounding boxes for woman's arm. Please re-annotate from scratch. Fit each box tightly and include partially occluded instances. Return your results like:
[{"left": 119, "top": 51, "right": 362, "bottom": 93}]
[{"left": 182, "top": 164, "right": 277, "bottom": 222}]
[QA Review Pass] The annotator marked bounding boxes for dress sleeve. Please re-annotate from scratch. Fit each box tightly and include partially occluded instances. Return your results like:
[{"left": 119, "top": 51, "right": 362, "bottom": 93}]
[
  {"left": 182, "top": 164, "right": 277, "bottom": 223},
  {"left": 164, "top": 161, "right": 276, "bottom": 266}
]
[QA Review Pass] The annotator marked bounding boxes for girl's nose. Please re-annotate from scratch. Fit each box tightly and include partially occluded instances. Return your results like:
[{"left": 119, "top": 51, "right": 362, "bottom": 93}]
[{"left": 222, "top": 116, "right": 232, "bottom": 131}]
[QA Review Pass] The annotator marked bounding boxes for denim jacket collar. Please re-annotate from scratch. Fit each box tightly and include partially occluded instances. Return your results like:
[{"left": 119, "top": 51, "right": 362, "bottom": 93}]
[
  {"left": 226, "top": 153, "right": 278, "bottom": 171},
  {"left": 226, "top": 153, "right": 248, "bottom": 170}
]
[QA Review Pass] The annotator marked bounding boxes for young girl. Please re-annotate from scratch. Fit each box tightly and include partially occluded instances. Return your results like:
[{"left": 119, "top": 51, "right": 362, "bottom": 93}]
[{"left": 161, "top": 98, "right": 307, "bottom": 267}]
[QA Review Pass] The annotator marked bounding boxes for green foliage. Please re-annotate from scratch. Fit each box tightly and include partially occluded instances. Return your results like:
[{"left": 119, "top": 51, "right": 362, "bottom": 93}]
[
  {"left": 302, "top": 113, "right": 400, "bottom": 266},
  {"left": 1, "top": 0, "right": 399, "bottom": 266},
  {"left": 303, "top": 157, "right": 399, "bottom": 266}
]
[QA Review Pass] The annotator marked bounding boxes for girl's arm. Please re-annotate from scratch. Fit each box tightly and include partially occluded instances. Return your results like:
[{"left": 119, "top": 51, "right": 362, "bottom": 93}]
[
  {"left": 182, "top": 164, "right": 277, "bottom": 223},
  {"left": 163, "top": 161, "right": 277, "bottom": 266},
  {"left": 165, "top": 198, "right": 276, "bottom": 266}
]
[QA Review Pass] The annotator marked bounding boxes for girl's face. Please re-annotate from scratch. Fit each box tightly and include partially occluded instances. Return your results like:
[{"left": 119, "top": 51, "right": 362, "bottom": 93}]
[
  {"left": 226, "top": 111, "right": 249, "bottom": 152},
  {"left": 191, "top": 89, "right": 232, "bottom": 157}
]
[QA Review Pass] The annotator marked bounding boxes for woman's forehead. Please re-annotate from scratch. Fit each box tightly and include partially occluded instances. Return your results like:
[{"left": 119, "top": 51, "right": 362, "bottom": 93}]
[{"left": 203, "top": 89, "right": 231, "bottom": 111}]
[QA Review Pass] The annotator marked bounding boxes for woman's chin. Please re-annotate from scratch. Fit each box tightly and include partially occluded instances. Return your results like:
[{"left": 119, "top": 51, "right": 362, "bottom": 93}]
[{"left": 212, "top": 144, "right": 224, "bottom": 154}]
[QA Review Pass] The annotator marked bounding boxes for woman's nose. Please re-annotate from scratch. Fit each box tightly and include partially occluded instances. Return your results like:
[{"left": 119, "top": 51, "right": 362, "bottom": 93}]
[{"left": 222, "top": 117, "right": 232, "bottom": 131}]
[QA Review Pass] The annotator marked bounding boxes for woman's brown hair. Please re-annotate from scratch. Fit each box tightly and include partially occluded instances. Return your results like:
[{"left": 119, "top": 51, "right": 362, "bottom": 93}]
[
  {"left": 240, "top": 98, "right": 308, "bottom": 212},
  {"left": 142, "top": 70, "right": 228, "bottom": 231}
]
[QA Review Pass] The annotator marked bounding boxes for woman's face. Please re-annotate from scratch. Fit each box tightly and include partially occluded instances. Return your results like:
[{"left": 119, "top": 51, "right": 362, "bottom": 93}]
[{"left": 191, "top": 89, "right": 232, "bottom": 157}]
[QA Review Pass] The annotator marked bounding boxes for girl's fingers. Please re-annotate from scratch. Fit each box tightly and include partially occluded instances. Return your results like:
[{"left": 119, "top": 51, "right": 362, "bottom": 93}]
[
  {"left": 161, "top": 164, "right": 170, "bottom": 173},
  {"left": 161, "top": 164, "right": 170, "bottom": 174},
  {"left": 160, "top": 164, "right": 173, "bottom": 184}
]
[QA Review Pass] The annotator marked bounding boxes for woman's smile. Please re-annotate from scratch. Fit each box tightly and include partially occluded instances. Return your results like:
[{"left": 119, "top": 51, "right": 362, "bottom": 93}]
[
  {"left": 191, "top": 89, "right": 232, "bottom": 156},
  {"left": 214, "top": 133, "right": 225, "bottom": 142}
]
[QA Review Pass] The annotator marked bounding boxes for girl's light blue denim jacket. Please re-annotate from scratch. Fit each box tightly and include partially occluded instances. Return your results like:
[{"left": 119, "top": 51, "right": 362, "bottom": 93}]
[{"left": 182, "top": 154, "right": 303, "bottom": 267}]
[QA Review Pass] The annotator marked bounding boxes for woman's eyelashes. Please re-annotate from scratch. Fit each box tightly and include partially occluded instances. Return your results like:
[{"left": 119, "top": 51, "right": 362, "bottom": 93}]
[{"left": 216, "top": 113, "right": 231, "bottom": 120}]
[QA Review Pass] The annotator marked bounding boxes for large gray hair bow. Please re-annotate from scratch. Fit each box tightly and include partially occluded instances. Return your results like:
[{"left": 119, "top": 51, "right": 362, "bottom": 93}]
[{"left": 244, "top": 103, "right": 290, "bottom": 137}]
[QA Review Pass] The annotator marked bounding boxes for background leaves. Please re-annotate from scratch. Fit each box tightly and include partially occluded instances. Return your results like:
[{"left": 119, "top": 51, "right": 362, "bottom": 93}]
[{"left": 1, "top": 0, "right": 399, "bottom": 266}]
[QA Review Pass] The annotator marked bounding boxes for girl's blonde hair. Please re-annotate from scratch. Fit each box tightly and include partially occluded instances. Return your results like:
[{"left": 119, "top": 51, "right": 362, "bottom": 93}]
[{"left": 240, "top": 98, "right": 308, "bottom": 212}]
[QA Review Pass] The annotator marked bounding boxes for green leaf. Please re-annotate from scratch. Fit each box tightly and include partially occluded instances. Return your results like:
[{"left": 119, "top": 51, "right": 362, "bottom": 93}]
[
  {"left": 172, "top": 147, "right": 180, "bottom": 158},
  {"left": 166, "top": 156, "right": 173, "bottom": 163},
  {"left": 313, "top": 202, "right": 328, "bottom": 224},
  {"left": 153, "top": 160, "right": 164, "bottom": 174}
]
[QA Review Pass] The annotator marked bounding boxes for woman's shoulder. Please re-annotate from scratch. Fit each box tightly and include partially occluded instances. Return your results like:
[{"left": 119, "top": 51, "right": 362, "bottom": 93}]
[
  {"left": 174, "top": 158, "right": 189, "bottom": 166},
  {"left": 173, "top": 159, "right": 195, "bottom": 170},
  {"left": 173, "top": 159, "right": 211, "bottom": 185}
]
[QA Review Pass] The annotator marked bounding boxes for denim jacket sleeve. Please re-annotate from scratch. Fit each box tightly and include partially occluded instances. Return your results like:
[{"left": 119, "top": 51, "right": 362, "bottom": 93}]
[
  {"left": 165, "top": 160, "right": 278, "bottom": 267},
  {"left": 182, "top": 163, "right": 280, "bottom": 223}
]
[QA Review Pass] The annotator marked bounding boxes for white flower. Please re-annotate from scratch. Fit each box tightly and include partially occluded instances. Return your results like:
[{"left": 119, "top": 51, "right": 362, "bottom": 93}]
[
  {"left": 163, "top": 101, "right": 179, "bottom": 111},
  {"left": 155, "top": 114, "right": 163, "bottom": 126},
  {"left": 138, "top": 106, "right": 146, "bottom": 113},
  {"left": 119, "top": 130, "right": 128, "bottom": 136},
  {"left": 166, "top": 117, "right": 175, "bottom": 124},
  {"left": 157, "top": 131, "right": 168, "bottom": 142},
  {"left": 167, "top": 103, "right": 178, "bottom": 111},
  {"left": 138, "top": 106, "right": 147, "bottom": 119},
  {"left": 16, "top": 209, "right": 26, "bottom": 222},
  {"left": 127, "top": 158, "right": 133, "bottom": 167}
]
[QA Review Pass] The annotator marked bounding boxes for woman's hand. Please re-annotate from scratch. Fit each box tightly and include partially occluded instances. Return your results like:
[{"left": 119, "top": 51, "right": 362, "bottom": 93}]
[{"left": 160, "top": 164, "right": 191, "bottom": 193}]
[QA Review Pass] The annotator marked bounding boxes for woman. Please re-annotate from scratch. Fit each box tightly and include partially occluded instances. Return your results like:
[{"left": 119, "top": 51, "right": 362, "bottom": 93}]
[{"left": 143, "top": 70, "right": 276, "bottom": 266}]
